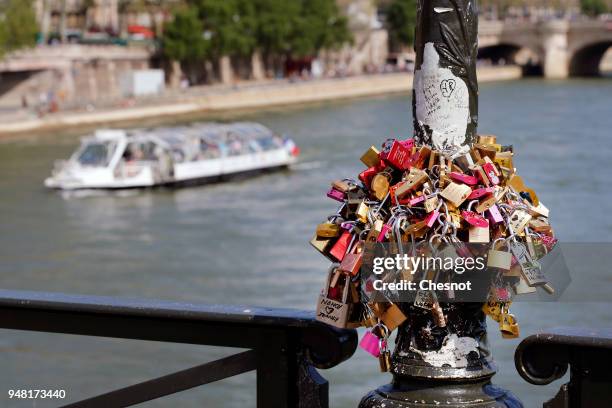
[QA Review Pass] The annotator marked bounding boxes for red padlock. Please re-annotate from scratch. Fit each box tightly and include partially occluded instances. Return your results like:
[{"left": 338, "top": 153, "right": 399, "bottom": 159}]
[
  {"left": 380, "top": 139, "right": 412, "bottom": 170},
  {"left": 329, "top": 231, "right": 352, "bottom": 262}
]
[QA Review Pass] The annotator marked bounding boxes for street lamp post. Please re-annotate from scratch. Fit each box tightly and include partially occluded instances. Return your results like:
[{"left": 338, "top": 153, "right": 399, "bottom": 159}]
[{"left": 359, "top": 1, "right": 518, "bottom": 406}]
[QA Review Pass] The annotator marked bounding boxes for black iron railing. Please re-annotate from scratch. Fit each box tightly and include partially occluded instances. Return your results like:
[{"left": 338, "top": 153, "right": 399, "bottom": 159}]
[
  {"left": 0, "top": 289, "right": 357, "bottom": 408},
  {"left": 515, "top": 327, "right": 612, "bottom": 408}
]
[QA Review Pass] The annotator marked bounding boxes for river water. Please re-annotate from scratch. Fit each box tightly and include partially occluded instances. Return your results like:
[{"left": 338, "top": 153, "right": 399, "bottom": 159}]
[{"left": 1, "top": 78, "right": 611, "bottom": 407}]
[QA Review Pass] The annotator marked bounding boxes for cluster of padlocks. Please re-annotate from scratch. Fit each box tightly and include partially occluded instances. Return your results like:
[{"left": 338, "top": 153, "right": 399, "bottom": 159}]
[{"left": 312, "top": 135, "right": 557, "bottom": 371}]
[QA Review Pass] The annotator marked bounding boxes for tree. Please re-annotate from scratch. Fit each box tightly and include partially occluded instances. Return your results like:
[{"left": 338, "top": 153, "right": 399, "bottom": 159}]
[
  {"left": 580, "top": 0, "right": 608, "bottom": 17},
  {"left": 189, "top": 0, "right": 257, "bottom": 59},
  {"left": 253, "top": 0, "right": 351, "bottom": 72},
  {"left": 0, "top": 0, "right": 38, "bottom": 57},
  {"left": 162, "top": 7, "right": 208, "bottom": 63},
  {"left": 385, "top": 0, "right": 417, "bottom": 51}
]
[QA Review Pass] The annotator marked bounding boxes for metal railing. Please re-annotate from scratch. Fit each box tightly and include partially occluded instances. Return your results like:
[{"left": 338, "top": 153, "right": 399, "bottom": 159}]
[{"left": 0, "top": 289, "right": 357, "bottom": 408}]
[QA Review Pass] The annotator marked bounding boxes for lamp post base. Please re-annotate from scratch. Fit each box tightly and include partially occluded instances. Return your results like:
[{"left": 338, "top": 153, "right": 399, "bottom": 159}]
[{"left": 359, "top": 376, "right": 514, "bottom": 408}]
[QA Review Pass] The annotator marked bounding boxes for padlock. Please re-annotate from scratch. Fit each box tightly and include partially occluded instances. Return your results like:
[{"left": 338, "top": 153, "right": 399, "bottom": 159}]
[
  {"left": 482, "top": 300, "right": 503, "bottom": 322},
  {"left": 507, "top": 174, "right": 539, "bottom": 206},
  {"left": 507, "top": 239, "right": 548, "bottom": 287},
  {"left": 475, "top": 144, "right": 497, "bottom": 161},
  {"left": 394, "top": 168, "right": 428, "bottom": 198},
  {"left": 469, "top": 224, "right": 490, "bottom": 243},
  {"left": 356, "top": 202, "right": 369, "bottom": 224},
  {"left": 380, "top": 139, "right": 412, "bottom": 170},
  {"left": 488, "top": 204, "right": 504, "bottom": 224},
  {"left": 329, "top": 231, "right": 352, "bottom": 262},
  {"left": 359, "top": 164, "right": 383, "bottom": 186},
  {"left": 440, "top": 182, "right": 472, "bottom": 207},
  {"left": 338, "top": 243, "right": 363, "bottom": 276},
  {"left": 468, "top": 186, "right": 494, "bottom": 200},
  {"left": 310, "top": 234, "right": 334, "bottom": 260},
  {"left": 316, "top": 269, "right": 352, "bottom": 329},
  {"left": 411, "top": 145, "right": 431, "bottom": 169},
  {"left": 379, "top": 303, "right": 407, "bottom": 331},
  {"left": 473, "top": 165, "right": 490, "bottom": 187},
  {"left": 332, "top": 179, "right": 353, "bottom": 193},
  {"left": 379, "top": 344, "right": 392, "bottom": 372},
  {"left": 462, "top": 201, "right": 489, "bottom": 228},
  {"left": 475, "top": 195, "right": 497, "bottom": 213},
  {"left": 487, "top": 238, "right": 512, "bottom": 271},
  {"left": 424, "top": 195, "right": 439, "bottom": 213},
  {"left": 508, "top": 209, "right": 532, "bottom": 232},
  {"left": 499, "top": 310, "right": 519, "bottom": 339},
  {"left": 360, "top": 146, "right": 380, "bottom": 168},
  {"left": 425, "top": 210, "right": 439, "bottom": 227},
  {"left": 494, "top": 151, "right": 513, "bottom": 170},
  {"left": 478, "top": 134, "right": 497, "bottom": 145},
  {"left": 449, "top": 171, "right": 478, "bottom": 185},
  {"left": 366, "top": 219, "right": 384, "bottom": 243},
  {"left": 377, "top": 222, "right": 393, "bottom": 242},
  {"left": 359, "top": 331, "right": 384, "bottom": 357},
  {"left": 326, "top": 187, "right": 345, "bottom": 202},
  {"left": 370, "top": 172, "right": 390, "bottom": 201},
  {"left": 316, "top": 222, "right": 340, "bottom": 238}
]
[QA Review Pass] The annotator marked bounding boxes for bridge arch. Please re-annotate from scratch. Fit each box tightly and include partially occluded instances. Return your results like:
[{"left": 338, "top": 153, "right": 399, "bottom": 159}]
[
  {"left": 569, "top": 41, "right": 612, "bottom": 77},
  {"left": 478, "top": 43, "right": 541, "bottom": 74}
]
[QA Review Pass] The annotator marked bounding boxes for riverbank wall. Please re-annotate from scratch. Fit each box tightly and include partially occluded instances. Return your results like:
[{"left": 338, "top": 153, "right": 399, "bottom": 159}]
[{"left": 0, "top": 66, "right": 521, "bottom": 138}]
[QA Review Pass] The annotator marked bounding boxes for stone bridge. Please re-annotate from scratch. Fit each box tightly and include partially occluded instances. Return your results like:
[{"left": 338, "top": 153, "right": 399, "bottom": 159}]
[{"left": 479, "top": 19, "right": 612, "bottom": 78}]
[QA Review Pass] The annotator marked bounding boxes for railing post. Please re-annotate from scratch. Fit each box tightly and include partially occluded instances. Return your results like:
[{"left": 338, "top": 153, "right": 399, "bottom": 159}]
[{"left": 359, "top": 1, "right": 518, "bottom": 406}]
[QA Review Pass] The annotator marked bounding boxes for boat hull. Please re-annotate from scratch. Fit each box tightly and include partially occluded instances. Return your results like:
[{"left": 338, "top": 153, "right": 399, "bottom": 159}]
[{"left": 46, "top": 163, "right": 292, "bottom": 191}]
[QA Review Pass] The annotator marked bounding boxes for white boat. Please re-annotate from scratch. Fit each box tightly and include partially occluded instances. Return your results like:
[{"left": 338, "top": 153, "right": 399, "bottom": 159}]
[{"left": 45, "top": 122, "right": 299, "bottom": 190}]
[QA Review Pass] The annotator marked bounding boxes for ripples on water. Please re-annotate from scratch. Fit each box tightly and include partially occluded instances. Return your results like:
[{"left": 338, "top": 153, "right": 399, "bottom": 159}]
[{"left": 0, "top": 79, "right": 611, "bottom": 407}]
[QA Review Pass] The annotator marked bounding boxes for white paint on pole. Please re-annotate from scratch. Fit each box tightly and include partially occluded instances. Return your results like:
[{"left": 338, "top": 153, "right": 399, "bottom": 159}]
[
  {"left": 405, "top": 334, "right": 479, "bottom": 368},
  {"left": 414, "top": 43, "right": 470, "bottom": 150}
]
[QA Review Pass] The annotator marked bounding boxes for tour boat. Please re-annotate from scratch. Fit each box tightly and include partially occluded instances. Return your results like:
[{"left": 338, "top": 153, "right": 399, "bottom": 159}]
[{"left": 44, "top": 122, "right": 299, "bottom": 190}]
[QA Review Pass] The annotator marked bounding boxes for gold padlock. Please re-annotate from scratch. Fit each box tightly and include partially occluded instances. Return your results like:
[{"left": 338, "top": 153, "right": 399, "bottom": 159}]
[
  {"left": 379, "top": 350, "right": 392, "bottom": 372},
  {"left": 482, "top": 300, "right": 503, "bottom": 322},
  {"left": 371, "top": 173, "right": 390, "bottom": 201},
  {"left": 380, "top": 303, "right": 407, "bottom": 332},
  {"left": 500, "top": 313, "right": 520, "bottom": 338},
  {"left": 356, "top": 202, "right": 369, "bottom": 223},
  {"left": 440, "top": 182, "right": 471, "bottom": 207},
  {"left": 478, "top": 134, "right": 497, "bottom": 145},
  {"left": 360, "top": 146, "right": 380, "bottom": 168},
  {"left": 316, "top": 222, "right": 340, "bottom": 238}
]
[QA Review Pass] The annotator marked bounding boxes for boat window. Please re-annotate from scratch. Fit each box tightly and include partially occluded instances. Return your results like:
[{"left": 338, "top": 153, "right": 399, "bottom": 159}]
[{"left": 77, "top": 142, "right": 115, "bottom": 166}]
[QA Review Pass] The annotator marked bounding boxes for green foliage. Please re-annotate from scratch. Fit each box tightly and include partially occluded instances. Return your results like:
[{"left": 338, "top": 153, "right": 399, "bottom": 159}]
[
  {"left": 255, "top": 0, "right": 351, "bottom": 58},
  {"left": 385, "top": 0, "right": 417, "bottom": 49},
  {"left": 0, "top": 0, "right": 38, "bottom": 57},
  {"left": 580, "top": 0, "right": 608, "bottom": 17},
  {"left": 163, "top": 0, "right": 352, "bottom": 77},
  {"left": 162, "top": 7, "right": 208, "bottom": 62},
  {"left": 189, "top": 0, "right": 257, "bottom": 58}
]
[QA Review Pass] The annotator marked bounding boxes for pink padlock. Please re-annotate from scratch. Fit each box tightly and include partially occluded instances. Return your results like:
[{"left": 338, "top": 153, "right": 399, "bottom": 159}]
[
  {"left": 461, "top": 210, "right": 489, "bottom": 228},
  {"left": 359, "top": 331, "right": 386, "bottom": 357},
  {"left": 468, "top": 187, "right": 494, "bottom": 200},
  {"left": 377, "top": 223, "right": 392, "bottom": 242},
  {"left": 425, "top": 210, "right": 439, "bottom": 227},
  {"left": 449, "top": 172, "right": 478, "bottom": 186},
  {"left": 408, "top": 195, "right": 426, "bottom": 206},
  {"left": 488, "top": 205, "right": 504, "bottom": 224},
  {"left": 327, "top": 188, "right": 345, "bottom": 202}
]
